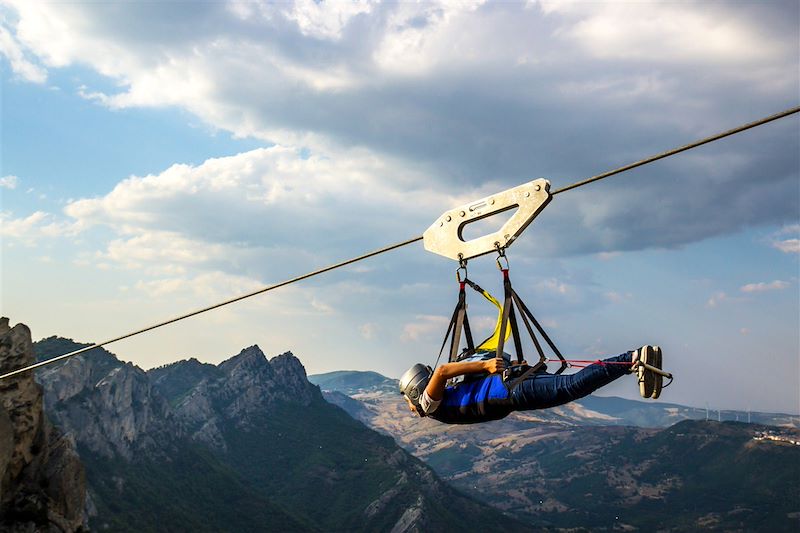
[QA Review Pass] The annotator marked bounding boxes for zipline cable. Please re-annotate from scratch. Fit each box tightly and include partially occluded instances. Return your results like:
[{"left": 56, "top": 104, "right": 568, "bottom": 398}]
[
  {"left": 0, "top": 236, "right": 422, "bottom": 380},
  {"left": 2, "top": 105, "right": 797, "bottom": 380},
  {"left": 552, "top": 105, "right": 799, "bottom": 195}
]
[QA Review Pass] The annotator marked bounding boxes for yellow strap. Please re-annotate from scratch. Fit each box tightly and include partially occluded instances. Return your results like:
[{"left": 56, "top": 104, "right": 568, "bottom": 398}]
[{"left": 474, "top": 288, "right": 511, "bottom": 352}]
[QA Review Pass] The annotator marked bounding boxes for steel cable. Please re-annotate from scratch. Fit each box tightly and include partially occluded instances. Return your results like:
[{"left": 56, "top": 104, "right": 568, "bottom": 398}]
[{"left": 2, "top": 105, "right": 797, "bottom": 380}]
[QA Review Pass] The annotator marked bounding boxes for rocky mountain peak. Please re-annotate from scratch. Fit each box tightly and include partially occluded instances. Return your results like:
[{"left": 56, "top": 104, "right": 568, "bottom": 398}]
[
  {"left": 270, "top": 351, "right": 320, "bottom": 406},
  {"left": 219, "top": 345, "right": 272, "bottom": 376},
  {"left": 148, "top": 357, "right": 221, "bottom": 405}
]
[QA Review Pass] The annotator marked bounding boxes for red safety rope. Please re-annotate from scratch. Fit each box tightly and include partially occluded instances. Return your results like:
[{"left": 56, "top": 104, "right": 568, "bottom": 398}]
[{"left": 546, "top": 358, "right": 633, "bottom": 369}]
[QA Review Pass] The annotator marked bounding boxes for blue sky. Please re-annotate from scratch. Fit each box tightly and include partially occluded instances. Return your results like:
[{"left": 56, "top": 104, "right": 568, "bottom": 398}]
[{"left": 1, "top": 0, "right": 798, "bottom": 413}]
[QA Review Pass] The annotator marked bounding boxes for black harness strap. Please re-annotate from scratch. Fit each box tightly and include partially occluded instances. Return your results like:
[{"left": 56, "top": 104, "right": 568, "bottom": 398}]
[
  {"left": 434, "top": 281, "right": 480, "bottom": 369},
  {"left": 462, "top": 279, "right": 495, "bottom": 351},
  {"left": 449, "top": 289, "right": 466, "bottom": 363},
  {"left": 493, "top": 263, "right": 568, "bottom": 386},
  {"left": 433, "top": 262, "right": 566, "bottom": 386},
  {"left": 512, "top": 289, "right": 568, "bottom": 374},
  {"left": 433, "top": 284, "right": 465, "bottom": 370},
  {"left": 496, "top": 269, "right": 525, "bottom": 365},
  {"left": 511, "top": 290, "right": 546, "bottom": 364},
  {"left": 460, "top": 295, "right": 476, "bottom": 359}
]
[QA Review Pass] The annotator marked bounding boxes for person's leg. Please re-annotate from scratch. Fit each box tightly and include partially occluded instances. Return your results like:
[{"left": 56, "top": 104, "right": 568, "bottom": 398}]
[{"left": 511, "top": 352, "right": 632, "bottom": 410}]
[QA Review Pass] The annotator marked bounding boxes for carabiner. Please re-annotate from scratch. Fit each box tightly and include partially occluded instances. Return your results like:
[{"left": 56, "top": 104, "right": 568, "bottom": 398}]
[
  {"left": 495, "top": 244, "right": 509, "bottom": 271},
  {"left": 456, "top": 255, "right": 468, "bottom": 283}
]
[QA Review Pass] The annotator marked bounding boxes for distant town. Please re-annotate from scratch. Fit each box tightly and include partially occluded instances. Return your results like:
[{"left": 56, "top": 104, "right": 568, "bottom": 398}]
[{"left": 753, "top": 429, "right": 800, "bottom": 446}]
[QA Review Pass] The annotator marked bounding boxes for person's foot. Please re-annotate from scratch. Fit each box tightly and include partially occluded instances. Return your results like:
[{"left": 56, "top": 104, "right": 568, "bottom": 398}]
[
  {"left": 650, "top": 346, "right": 663, "bottom": 399},
  {"left": 632, "top": 345, "right": 656, "bottom": 398}
]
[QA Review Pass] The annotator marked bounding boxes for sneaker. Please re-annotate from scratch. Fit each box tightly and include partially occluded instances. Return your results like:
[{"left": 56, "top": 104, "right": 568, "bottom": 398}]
[
  {"left": 650, "top": 346, "right": 663, "bottom": 399},
  {"left": 633, "top": 345, "right": 656, "bottom": 399}
]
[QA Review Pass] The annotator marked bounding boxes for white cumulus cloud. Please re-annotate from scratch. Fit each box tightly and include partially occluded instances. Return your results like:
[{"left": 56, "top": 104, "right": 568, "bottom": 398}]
[
  {"left": 740, "top": 280, "right": 790, "bottom": 293},
  {"left": 0, "top": 22, "right": 46, "bottom": 83},
  {"left": 1, "top": 0, "right": 797, "bottom": 257},
  {"left": 771, "top": 224, "right": 800, "bottom": 254},
  {"left": 0, "top": 211, "right": 81, "bottom": 242},
  {"left": 0, "top": 175, "right": 19, "bottom": 189},
  {"left": 61, "top": 145, "right": 451, "bottom": 279},
  {"left": 401, "top": 315, "right": 449, "bottom": 343}
]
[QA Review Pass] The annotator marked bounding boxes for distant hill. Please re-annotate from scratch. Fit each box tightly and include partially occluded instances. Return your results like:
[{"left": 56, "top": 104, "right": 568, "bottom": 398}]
[
  {"left": 312, "top": 370, "right": 799, "bottom": 429},
  {"left": 309, "top": 370, "right": 397, "bottom": 395},
  {"left": 32, "top": 337, "right": 528, "bottom": 532},
  {"left": 426, "top": 420, "right": 800, "bottom": 531},
  {"left": 312, "top": 369, "right": 800, "bottom": 531}
]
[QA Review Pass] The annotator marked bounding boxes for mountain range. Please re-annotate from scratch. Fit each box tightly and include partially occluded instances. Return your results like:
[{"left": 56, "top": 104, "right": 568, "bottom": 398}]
[
  {"left": 2, "top": 323, "right": 797, "bottom": 532},
  {"left": 27, "top": 332, "right": 524, "bottom": 532}
]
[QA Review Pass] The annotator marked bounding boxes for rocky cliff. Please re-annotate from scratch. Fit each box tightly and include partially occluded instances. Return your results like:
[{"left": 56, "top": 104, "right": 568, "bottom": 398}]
[{"left": 0, "top": 318, "right": 86, "bottom": 532}]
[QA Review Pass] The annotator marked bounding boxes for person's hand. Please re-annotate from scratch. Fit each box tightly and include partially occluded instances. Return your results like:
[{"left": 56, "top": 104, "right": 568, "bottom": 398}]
[{"left": 484, "top": 357, "right": 507, "bottom": 375}]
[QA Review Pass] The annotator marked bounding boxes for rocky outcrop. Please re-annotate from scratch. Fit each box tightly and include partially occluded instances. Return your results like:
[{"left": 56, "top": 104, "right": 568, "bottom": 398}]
[
  {"left": 165, "top": 346, "right": 323, "bottom": 447},
  {"left": 147, "top": 357, "right": 221, "bottom": 405},
  {"left": 270, "top": 351, "right": 319, "bottom": 406},
  {"left": 39, "top": 354, "right": 174, "bottom": 460},
  {"left": 0, "top": 318, "right": 87, "bottom": 532}
]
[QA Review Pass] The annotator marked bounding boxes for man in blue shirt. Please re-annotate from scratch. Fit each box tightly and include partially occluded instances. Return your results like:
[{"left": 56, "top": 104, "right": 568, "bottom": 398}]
[{"left": 399, "top": 346, "right": 663, "bottom": 424}]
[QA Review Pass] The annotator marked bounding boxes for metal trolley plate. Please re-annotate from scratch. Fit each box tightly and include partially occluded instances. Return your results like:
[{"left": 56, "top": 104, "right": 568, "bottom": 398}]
[{"left": 423, "top": 178, "right": 552, "bottom": 261}]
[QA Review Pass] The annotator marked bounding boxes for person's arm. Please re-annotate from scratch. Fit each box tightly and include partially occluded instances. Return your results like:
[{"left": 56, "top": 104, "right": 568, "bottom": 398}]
[{"left": 424, "top": 358, "right": 507, "bottom": 401}]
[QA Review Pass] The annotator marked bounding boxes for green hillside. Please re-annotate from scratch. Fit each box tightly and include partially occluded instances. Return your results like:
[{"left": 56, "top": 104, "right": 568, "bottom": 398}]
[
  {"left": 429, "top": 420, "right": 800, "bottom": 531},
  {"left": 219, "top": 398, "right": 524, "bottom": 532},
  {"left": 83, "top": 442, "right": 313, "bottom": 532}
]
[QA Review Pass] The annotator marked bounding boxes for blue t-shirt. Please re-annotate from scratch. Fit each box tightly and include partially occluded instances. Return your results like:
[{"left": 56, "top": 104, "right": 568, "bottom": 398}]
[{"left": 428, "top": 374, "right": 512, "bottom": 424}]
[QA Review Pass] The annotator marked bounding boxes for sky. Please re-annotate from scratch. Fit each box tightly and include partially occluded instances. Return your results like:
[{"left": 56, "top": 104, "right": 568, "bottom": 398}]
[{"left": 0, "top": 0, "right": 798, "bottom": 414}]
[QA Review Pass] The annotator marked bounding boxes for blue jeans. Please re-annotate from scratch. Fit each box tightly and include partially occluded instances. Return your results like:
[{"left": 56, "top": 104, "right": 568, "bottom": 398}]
[{"left": 510, "top": 352, "right": 633, "bottom": 410}]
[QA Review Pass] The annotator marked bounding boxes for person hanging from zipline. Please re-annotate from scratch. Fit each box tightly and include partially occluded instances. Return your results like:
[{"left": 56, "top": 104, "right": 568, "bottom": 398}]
[
  {"left": 399, "top": 345, "right": 664, "bottom": 424},
  {"left": 399, "top": 260, "right": 670, "bottom": 424}
]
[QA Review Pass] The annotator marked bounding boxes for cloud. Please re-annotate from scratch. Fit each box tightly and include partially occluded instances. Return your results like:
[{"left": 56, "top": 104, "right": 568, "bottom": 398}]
[
  {"left": 401, "top": 315, "right": 449, "bottom": 342},
  {"left": 359, "top": 322, "right": 377, "bottom": 340},
  {"left": 59, "top": 145, "right": 452, "bottom": 280},
  {"left": 544, "top": 1, "right": 783, "bottom": 65},
  {"left": 604, "top": 291, "right": 631, "bottom": 304},
  {"left": 0, "top": 211, "right": 81, "bottom": 242},
  {"left": 310, "top": 298, "right": 334, "bottom": 314},
  {"left": 771, "top": 224, "right": 800, "bottom": 254},
  {"left": 740, "top": 280, "right": 790, "bottom": 293},
  {"left": 102, "top": 231, "right": 236, "bottom": 270},
  {"left": 132, "top": 271, "right": 265, "bottom": 302},
  {"left": 773, "top": 239, "right": 800, "bottom": 254},
  {"left": 706, "top": 291, "right": 727, "bottom": 308},
  {"left": 536, "top": 278, "right": 573, "bottom": 295},
  {"left": 0, "top": 22, "right": 46, "bottom": 83},
  {"left": 0, "top": 175, "right": 19, "bottom": 189},
  {"left": 2, "top": 0, "right": 797, "bottom": 259},
  {"left": 284, "top": 0, "right": 375, "bottom": 41}
]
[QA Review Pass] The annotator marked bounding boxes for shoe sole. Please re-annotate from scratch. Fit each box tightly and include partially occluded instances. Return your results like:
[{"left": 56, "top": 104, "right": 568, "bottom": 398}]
[
  {"left": 650, "top": 346, "right": 663, "bottom": 399},
  {"left": 638, "top": 345, "right": 655, "bottom": 398}
]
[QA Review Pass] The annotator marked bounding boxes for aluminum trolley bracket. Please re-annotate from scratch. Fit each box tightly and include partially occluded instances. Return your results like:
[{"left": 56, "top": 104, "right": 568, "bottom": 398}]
[{"left": 423, "top": 178, "right": 552, "bottom": 262}]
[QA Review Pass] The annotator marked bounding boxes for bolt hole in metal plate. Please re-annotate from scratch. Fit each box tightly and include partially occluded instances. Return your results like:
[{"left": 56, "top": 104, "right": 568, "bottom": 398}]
[{"left": 423, "top": 178, "right": 552, "bottom": 262}]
